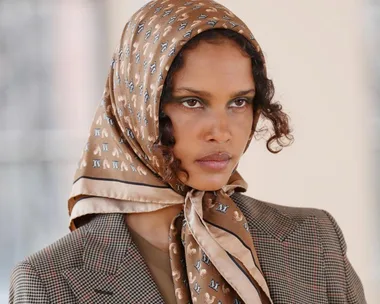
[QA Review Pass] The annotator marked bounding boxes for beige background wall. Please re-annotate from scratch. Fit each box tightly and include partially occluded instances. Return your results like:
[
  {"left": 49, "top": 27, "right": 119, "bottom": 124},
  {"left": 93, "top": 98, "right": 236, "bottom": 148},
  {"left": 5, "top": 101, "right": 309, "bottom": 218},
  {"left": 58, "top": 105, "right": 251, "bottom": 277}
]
[{"left": 106, "top": 0, "right": 377, "bottom": 301}]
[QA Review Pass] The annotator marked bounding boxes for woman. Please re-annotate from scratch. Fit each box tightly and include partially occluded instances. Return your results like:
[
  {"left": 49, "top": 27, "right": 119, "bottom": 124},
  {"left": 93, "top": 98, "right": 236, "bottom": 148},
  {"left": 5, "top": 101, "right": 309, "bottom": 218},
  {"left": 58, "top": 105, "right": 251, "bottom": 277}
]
[{"left": 9, "top": 0, "right": 366, "bottom": 303}]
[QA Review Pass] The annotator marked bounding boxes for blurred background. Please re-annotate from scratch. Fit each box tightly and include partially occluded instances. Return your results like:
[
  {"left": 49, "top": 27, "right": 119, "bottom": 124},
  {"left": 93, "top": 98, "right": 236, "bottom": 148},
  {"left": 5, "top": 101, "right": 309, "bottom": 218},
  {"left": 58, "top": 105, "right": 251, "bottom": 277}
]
[{"left": 0, "top": 0, "right": 378, "bottom": 302}]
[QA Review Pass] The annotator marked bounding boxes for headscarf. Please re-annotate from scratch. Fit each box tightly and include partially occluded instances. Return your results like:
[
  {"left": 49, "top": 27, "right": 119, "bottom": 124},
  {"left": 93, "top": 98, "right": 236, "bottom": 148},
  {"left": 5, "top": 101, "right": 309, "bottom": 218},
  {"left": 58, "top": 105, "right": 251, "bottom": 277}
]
[{"left": 69, "top": 1, "right": 272, "bottom": 303}]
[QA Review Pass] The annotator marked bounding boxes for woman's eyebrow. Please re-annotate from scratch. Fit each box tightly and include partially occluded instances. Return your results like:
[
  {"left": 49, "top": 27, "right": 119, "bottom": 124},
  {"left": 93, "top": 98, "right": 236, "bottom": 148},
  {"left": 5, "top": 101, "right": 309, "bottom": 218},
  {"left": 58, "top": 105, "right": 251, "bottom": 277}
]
[
  {"left": 231, "top": 89, "right": 256, "bottom": 98},
  {"left": 173, "top": 87, "right": 212, "bottom": 98},
  {"left": 173, "top": 87, "right": 256, "bottom": 98}
]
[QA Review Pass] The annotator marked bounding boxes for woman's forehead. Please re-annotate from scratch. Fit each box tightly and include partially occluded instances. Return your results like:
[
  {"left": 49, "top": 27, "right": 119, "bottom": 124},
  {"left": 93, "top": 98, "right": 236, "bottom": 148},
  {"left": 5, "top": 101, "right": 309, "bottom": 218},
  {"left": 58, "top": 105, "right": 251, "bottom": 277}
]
[{"left": 172, "top": 41, "right": 255, "bottom": 90}]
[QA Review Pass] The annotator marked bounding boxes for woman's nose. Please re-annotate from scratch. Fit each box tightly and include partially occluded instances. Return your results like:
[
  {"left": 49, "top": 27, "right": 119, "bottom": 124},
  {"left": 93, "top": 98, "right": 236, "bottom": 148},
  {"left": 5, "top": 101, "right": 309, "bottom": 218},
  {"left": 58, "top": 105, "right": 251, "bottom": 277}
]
[{"left": 204, "top": 111, "right": 232, "bottom": 144}]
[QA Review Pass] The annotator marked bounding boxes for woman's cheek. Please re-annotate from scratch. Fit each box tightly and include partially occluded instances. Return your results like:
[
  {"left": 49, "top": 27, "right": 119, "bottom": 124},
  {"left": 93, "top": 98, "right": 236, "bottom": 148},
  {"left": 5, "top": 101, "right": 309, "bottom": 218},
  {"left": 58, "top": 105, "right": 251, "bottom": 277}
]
[{"left": 172, "top": 111, "right": 202, "bottom": 136}]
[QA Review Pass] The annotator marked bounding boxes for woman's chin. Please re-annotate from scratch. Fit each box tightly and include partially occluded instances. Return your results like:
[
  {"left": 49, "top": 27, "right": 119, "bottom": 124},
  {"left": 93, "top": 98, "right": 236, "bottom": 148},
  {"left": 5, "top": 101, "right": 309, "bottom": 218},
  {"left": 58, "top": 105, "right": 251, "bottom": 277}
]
[{"left": 185, "top": 175, "right": 231, "bottom": 191}]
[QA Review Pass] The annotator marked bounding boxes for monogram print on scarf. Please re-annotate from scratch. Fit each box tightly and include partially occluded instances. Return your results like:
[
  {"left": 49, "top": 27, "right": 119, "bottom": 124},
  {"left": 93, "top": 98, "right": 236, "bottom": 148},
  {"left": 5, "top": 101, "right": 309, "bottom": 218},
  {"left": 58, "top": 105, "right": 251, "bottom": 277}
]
[{"left": 169, "top": 200, "right": 252, "bottom": 303}]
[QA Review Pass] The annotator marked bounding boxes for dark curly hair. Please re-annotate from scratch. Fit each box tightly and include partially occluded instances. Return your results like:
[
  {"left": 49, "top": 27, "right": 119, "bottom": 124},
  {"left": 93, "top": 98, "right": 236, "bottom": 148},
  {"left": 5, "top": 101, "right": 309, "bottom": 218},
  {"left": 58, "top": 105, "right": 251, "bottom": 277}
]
[{"left": 154, "top": 29, "right": 293, "bottom": 183}]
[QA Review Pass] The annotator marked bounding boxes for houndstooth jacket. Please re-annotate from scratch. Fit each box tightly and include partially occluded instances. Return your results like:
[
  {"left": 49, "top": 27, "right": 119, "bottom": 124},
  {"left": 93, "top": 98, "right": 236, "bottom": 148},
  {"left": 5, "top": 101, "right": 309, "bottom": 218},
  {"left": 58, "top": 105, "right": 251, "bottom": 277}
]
[{"left": 9, "top": 193, "right": 366, "bottom": 303}]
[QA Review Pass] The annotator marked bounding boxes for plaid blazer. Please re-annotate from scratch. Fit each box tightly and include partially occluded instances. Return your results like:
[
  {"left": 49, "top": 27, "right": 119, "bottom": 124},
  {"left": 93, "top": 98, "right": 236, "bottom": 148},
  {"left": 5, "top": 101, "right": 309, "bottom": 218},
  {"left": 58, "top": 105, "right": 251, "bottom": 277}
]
[{"left": 9, "top": 194, "right": 366, "bottom": 303}]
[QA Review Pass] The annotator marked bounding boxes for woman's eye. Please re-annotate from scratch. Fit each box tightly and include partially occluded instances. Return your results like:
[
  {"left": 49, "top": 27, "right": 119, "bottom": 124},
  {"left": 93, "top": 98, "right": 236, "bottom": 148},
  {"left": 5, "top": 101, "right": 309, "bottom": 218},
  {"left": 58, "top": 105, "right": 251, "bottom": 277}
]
[
  {"left": 230, "top": 99, "right": 248, "bottom": 108},
  {"left": 182, "top": 99, "right": 202, "bottom": 108}
]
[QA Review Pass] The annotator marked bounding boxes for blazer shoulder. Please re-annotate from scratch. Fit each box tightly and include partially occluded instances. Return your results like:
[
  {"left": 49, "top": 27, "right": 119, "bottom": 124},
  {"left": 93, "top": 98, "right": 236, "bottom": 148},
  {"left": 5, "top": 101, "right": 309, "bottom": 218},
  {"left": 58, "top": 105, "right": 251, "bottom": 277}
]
[
  {"left": 20, "top": 224, "right": 87, "bottom": 275},
  {"left": 232, "top": 192, "right": 346, "bottom": 244},
  {"left": 9, "top": 225, "right": 88, "bottom": 303},
  {"left": 233, "top": 192, "right": 330, "bottom": 223},
  {"left": 10, "top": 260, "right": 50, "bottom": 303}
]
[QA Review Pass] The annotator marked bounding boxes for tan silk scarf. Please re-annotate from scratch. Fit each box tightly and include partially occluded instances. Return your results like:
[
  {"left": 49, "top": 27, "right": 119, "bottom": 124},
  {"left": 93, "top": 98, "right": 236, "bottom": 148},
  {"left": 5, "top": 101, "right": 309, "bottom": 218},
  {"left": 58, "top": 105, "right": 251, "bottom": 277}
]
[{"left": 68, "top": 0, "right": 272, "bottom": 303}]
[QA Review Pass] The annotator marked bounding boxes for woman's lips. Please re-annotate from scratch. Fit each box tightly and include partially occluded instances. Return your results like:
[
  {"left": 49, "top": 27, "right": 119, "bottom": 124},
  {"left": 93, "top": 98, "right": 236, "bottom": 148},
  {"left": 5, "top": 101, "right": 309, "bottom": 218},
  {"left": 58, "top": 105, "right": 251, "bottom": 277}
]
[{"left": 196, "top": 152, "right": 231, "bottom": 171}]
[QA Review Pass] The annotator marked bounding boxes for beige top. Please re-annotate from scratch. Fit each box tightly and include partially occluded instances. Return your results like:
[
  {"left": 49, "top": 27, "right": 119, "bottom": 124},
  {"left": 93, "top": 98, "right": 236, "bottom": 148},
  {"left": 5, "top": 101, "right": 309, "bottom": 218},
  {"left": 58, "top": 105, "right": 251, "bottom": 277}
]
[{"left": 128, "top": 226, "right": 176, "bottom": 304}]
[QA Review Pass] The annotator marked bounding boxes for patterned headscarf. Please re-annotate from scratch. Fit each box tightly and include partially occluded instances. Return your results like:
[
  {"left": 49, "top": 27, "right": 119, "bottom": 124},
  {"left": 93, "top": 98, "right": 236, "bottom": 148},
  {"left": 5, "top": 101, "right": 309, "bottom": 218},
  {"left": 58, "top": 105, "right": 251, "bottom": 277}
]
[{"left": 69, "top": 0, "right": 272, "bottom": 303}]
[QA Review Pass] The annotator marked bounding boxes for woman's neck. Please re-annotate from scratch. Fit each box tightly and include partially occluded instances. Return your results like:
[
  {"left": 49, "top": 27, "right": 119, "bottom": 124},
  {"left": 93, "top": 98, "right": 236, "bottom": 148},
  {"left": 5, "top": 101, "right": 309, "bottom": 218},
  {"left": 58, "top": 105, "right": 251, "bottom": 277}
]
[{"left": 124, "top": 204, "right": 184, "bottom": 252}]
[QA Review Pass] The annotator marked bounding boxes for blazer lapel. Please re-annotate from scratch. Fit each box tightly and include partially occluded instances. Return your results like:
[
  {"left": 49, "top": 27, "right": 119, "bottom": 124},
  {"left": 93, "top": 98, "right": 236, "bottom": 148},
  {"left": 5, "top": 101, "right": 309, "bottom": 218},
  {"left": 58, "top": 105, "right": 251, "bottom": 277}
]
[
  {"left": 61, "top": 213, "right": 164, "bottom": 304},
  {"left": 233, "top": 194, "right": 328, "bottom": 303}
]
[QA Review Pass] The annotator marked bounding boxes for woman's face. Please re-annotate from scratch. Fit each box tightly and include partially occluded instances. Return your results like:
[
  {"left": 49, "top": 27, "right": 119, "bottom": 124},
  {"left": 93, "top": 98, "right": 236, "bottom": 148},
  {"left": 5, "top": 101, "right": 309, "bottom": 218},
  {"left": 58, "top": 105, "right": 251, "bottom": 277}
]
[{"left": 163, "top": 40, "right": 255, "bottom": 191}]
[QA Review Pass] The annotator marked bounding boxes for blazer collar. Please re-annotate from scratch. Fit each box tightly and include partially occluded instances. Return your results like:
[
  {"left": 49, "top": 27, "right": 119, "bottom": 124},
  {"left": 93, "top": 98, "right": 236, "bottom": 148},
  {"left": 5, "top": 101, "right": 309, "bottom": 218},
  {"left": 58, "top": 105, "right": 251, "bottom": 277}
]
[
  {"left": 232, "top": 193, "right": 299, "bottom": 242},
  {"left": 61, "top": 213, "right": 164, "bottom": 303}
]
